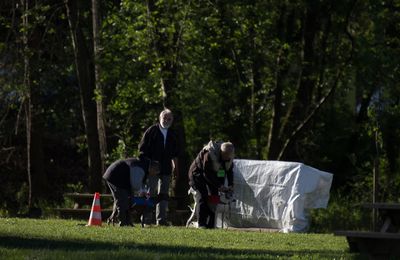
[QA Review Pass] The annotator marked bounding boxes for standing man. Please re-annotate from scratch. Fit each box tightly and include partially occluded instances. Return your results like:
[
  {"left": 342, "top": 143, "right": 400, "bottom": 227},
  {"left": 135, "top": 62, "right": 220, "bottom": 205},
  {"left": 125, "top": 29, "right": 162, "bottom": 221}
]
[
  {"left": 188, "top": 141, "right": 235, "bottom": 229},
  {"left": 138, "top": 108, "right": 180, "bottom": 226},
  {"left": 103, "top": 158, "right": 160, "bottom": 226}
]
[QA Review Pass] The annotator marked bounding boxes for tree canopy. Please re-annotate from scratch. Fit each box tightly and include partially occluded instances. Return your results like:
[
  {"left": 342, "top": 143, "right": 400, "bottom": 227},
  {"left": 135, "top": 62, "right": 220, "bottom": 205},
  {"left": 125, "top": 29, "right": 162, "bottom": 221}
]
[{"left": 1, "top": 0, "right": 400, "bottom": 214}]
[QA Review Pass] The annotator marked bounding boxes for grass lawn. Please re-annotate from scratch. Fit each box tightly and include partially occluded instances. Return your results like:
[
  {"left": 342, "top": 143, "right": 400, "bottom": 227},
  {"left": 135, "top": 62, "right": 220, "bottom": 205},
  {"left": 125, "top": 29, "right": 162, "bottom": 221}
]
[{"left": 0, "top": 218, "right": 360, "bottom": 259}]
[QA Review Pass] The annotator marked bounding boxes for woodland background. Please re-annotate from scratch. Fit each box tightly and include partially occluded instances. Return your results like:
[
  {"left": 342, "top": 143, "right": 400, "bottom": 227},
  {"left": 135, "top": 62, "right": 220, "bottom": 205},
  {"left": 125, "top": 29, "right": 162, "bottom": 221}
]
[{"left": 1, "top": 0, "right": 400, "bottom": 227}]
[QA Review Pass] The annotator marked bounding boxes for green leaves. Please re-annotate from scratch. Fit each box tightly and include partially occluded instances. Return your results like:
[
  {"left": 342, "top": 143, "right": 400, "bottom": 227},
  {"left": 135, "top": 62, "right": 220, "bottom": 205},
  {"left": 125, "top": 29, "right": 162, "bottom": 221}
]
[{"left": 2, "top": 0, "right": 400, "bottom": 205}]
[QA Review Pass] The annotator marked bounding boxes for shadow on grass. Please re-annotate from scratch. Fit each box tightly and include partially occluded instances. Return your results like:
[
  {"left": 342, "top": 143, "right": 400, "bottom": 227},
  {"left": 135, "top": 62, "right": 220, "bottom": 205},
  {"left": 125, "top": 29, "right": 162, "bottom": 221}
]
[{"left": 0, "top": 234, "right": 356, "bottom": 259}]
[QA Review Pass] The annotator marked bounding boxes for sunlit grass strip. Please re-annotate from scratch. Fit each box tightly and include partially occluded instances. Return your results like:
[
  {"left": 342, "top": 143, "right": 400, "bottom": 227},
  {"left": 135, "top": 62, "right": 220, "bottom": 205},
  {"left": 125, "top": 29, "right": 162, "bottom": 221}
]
[{"left": 0, "top": 218, "right": 357, "bottom": 259}]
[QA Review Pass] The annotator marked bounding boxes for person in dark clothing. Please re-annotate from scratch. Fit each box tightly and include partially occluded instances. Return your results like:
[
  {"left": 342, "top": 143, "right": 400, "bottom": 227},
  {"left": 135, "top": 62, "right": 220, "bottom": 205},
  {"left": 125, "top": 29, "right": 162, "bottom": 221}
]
[
  {"left": 188, "top": 141, "right": 235, "bottom": 229},
  {"left": 103, "top": 158, "right": 159, "bottom": 226},
  {"left": 138, "top": 108, "right": 180, "bottom": 226}
]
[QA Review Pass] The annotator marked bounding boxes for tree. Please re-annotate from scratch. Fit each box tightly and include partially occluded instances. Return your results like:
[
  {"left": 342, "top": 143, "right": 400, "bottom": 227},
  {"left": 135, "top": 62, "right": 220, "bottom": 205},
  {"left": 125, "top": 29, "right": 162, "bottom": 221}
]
[
  {"left": 20, "top": 0, "right": 48, "bottom": 211},
  {"left": 92, "top": 0, "right": 107, "bottom": 175},
  {"left": 265, "top": 1, "right": 356, "bottom": 161},
  {"left": 65, "top": 0, "right": 102, "bottom": 192},
  {"left": 146, "top": 0, "right": 191, "bottom": 204}
]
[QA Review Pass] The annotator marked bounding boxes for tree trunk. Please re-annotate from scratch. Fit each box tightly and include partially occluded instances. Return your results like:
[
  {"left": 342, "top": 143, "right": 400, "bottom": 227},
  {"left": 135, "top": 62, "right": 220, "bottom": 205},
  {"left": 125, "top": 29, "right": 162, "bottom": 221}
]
[
  {"left": 280, "top": 3, "right": 318, "bottom": 161},
  {"left": 249, "top": 3, "right": 264, "bottom": 159},
  {"left": 267, "top": 4, "right": 288, "bottom": 160},
  {"left": 92, "top": 0, "right": 107, "bottom": 174},
  {"left": 267, "top": 55, "right": 284, "bottom": 160},
  {"left": 65, "top": 0, "right": 102, "bottom": 192},
  {"left": 147, "top": 0, "right": 189, "bottom": 207},
  {"left": 159, "top": 40, "right": 190, "bottom": 209},
  {"left": 21, "top": 0, "right": 46, "bottom": 210},
  {"left": 266, "top": 2, "right": 320, "bottom": 160}
]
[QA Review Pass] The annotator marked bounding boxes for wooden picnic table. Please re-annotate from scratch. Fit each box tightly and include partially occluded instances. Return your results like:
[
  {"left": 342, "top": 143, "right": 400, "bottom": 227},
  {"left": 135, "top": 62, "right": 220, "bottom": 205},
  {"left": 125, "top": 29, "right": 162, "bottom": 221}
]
[
  {"left": 361, "top": 202, "right": 400, "bottom": 232},
  {"left": 334, "top": 202, "right": 400, "bottom": 258}
]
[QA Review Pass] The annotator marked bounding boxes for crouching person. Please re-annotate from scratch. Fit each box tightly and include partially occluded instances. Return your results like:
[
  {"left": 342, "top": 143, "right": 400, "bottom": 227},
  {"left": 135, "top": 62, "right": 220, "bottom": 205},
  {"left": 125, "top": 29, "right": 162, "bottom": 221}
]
[
  {"left": 103, "top": 158, "right": 160, "bottom": 226},
  {"left": 188, "top": 141, "right": 235, "bottom": 229}
]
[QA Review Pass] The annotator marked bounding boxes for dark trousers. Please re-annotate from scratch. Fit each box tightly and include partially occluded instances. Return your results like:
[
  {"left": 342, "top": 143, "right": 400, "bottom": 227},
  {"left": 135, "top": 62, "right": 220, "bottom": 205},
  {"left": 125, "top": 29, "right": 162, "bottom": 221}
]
[
  {"left": 107, "top": 182, "right": 132, "bottom": 226},
  {"left": 193, "top": 175, "right": 216, "bottom": 228}
]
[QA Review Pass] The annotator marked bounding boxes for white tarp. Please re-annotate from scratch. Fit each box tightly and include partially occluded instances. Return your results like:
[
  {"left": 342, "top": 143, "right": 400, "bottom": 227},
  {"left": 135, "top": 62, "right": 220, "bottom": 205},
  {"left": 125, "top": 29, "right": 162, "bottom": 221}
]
[{"left": 218, "top": 159, "right": 333, "bottom": 232}]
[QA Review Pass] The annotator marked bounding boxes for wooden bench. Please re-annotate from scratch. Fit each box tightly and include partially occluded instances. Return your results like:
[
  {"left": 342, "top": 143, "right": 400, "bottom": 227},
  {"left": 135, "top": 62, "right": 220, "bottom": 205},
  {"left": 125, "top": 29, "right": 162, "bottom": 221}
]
[
  {"left": 56, "top": 193, "right": 114, "bottom": 220},
  {"left": 361, "top": 202, "right": 400, "bottom": 232},
  {"left": 64, "top": 193, "right": 114, "bottom": 209},
  {"left": 56, "top": 208, "right": 113, "bottom": 220},
  {"left": 56, "top": 193, "right": 191, "bottom": 225},
  {"left": 334, "top": 231, "right": 400, "bottom": 257},
  {"left": 334, "top": 202, "right": 400, "bottom": 258}
]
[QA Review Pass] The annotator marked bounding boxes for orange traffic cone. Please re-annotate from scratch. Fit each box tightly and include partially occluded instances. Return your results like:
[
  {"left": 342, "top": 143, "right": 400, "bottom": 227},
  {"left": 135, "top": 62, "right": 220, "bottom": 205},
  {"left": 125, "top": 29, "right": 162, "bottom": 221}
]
[{"left": 87, "top": 192, "right": 102, "bottom": 226}]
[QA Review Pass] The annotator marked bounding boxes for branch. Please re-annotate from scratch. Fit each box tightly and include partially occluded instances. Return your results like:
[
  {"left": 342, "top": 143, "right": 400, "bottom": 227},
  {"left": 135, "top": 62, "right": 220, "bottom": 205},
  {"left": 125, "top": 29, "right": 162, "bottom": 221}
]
[
  {"left": 174, "top": 0, "right": 192, "bottom": 65},
  {"left": 0, "top": 105, "right": 9, "bottom": 127},
  {"left": 1, "top": 147, "right": 16, "bottom": 164},
  {"left": 277, "top": 69, "right": 341, "bottom": 160},
  {"left": 277, "top": 0, "right": 358, "bottom": 160},
  {"left": 14, "top": 86, "right": 26, "bottom": 137}
]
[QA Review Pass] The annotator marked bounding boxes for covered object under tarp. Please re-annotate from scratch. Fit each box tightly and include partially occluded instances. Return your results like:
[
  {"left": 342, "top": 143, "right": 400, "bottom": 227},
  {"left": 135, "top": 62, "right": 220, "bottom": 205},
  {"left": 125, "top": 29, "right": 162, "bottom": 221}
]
[{"left": 219, "top": 159, "right": 333, "bottom": 232}]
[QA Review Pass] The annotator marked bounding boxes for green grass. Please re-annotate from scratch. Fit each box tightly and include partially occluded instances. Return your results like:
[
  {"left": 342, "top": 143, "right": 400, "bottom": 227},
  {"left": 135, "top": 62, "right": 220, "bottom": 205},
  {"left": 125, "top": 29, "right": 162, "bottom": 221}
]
[{"left": 0, "top": 218, "right": 360, "bottom": 259}]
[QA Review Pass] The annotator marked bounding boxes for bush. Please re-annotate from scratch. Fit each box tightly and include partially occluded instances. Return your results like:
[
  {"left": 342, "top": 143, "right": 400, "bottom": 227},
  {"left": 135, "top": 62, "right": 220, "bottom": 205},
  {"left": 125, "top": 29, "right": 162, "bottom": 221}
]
[{"left": 309, "top": 193, "right": 372, "bottom": 233}]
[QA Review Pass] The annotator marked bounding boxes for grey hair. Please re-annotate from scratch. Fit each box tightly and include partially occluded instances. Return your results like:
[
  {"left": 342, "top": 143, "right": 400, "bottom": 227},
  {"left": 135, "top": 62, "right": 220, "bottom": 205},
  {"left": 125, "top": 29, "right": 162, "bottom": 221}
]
[
  {"left": 159, "top": 108, "right": 173, "bottom": 118},
  {"left": 221, "top": 142, "right": 235, "bottom": 154}
]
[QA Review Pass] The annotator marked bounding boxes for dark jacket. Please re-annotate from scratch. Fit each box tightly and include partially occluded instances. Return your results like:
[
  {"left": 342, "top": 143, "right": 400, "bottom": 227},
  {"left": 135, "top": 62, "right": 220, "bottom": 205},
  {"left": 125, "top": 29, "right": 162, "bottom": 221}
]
[
  {"left": 188, "top": 146, "right": 234, "bottom": 194},
  {"left": 103, "top": 158, "right": 149, "bottom": 190},
  {"left": 138, "top": 123, "right": 179, "bottom": 175}
]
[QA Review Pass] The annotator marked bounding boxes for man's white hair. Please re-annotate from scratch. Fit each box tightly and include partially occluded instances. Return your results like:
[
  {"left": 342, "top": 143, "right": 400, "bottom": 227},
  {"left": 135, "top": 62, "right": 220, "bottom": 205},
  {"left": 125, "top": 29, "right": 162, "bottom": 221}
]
[
  {"left": 221, "top": 142, "right": 234, "bottom": 154},
  {"left": 159, "top": 108, "right": 173, "bottom": 118}
]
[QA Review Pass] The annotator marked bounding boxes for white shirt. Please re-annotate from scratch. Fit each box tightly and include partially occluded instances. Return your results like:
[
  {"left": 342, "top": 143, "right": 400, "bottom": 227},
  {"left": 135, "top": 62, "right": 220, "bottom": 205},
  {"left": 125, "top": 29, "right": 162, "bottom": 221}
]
[{"left": 159, "top": 125, "right": 168, "bottom": 147}]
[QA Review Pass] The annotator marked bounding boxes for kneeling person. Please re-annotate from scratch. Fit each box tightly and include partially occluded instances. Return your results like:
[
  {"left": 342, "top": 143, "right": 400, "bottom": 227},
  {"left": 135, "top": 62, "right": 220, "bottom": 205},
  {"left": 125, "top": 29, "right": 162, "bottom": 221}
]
[{"left": 103, "top": 158, "right": 159, "bottom": 226}]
